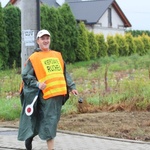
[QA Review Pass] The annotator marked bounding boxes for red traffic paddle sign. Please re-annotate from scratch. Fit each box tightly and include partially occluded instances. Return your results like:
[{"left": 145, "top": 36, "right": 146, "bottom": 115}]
[{"left": 25, "top": 89, "right": 40, "bottom": 116}]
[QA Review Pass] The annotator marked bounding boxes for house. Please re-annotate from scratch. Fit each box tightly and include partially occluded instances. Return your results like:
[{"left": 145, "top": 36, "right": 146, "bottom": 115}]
[{"left": 9, "top": 0, "right": 131, "bottom": 37}]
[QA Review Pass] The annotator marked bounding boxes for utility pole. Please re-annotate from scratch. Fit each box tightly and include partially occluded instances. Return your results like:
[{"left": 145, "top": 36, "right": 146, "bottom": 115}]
[{"left": 21, "top": 0, "right": 40, "bottom": 71}]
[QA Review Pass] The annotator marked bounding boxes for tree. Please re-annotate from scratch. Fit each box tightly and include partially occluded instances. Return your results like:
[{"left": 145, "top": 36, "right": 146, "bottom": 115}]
[
  {"left": 53, "top": 8, "right": 66, "bottom": 59},
  {"left": 46, "top": 6, "right": 59, "bottom": 50},
  {"left": 3, "top": 5, "right": 21, "bottom": 68},
  {"left": 124, "top": 33, "right": 136, "bottom": 55},
  {"left": 76, "top": 21, "right": 89, "bottom": 61},
  {"left": 114, "top": 34, "right": 129, "bottom": 56},
  {"left": 41, "top": 5, "right": 58, "bottom": 48},
  {"left": 106, "top": 35, "right": 118, "bottom": 56},
  {"left": 88, "top": 31, "right": 98, "bottom": 59},
  {"left": 58, "top": 3, "right": 78, "bottom": 62},
  {"left": 0, "top": 3, "right": 9, "bottom": 69},
  {"left": 126, "top": 30, "right": 150, "bottom": 37},
  {"left": 140, "top": 34, "right": 150, "bottom": 54},
  {"left": 40, "top": 4, "right": 50, "bottom": 30},
  {"left": 95, "top": 33, "right": 108, "bottom": 57},
  {"left": 134, "top": 37, "right": 144, "bottom": 56}
]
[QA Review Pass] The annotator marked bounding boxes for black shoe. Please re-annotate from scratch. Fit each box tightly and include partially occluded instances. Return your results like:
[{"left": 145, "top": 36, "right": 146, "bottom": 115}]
[{"left": 25, "top": 136, "right": 33, "bottom": 150}]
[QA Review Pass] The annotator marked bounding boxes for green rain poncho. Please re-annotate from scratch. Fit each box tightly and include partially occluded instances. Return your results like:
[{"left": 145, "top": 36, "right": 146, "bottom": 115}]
[{"left": 18, "top": 58, "right": 76, "bottom": 141}]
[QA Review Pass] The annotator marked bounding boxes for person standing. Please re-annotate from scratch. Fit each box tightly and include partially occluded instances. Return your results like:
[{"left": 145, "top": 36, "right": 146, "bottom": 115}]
[{"left": 18, "top": 29, "right": 78, "bottom": 150}]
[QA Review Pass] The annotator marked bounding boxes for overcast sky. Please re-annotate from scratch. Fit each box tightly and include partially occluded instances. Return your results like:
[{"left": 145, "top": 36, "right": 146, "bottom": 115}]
[
  {"left": 116, "top": 0, "right": 150, "bottom": 30},
  {"left": 1, "top": 0, "right": 150, "bottom": 30}
]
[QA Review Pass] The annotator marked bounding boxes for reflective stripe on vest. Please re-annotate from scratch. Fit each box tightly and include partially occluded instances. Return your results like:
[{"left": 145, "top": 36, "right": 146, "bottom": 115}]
[{"left": 29, "top": 50, "right": 67, "bottom": 99}]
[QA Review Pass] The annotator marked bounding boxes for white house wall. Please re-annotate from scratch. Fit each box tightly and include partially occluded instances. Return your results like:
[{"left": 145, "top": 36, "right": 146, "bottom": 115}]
[
  {"left": 111, "top": 6, "right": 124, "bottom": 29},
  {"left": 86, "top": 5, "right": 125, "bottom": 38},
  {"left": 86, "top": 25, "right": 124, "bottom": 38},
  {"left": 12, "top": 0, "right": 21, "bottom": 8},
  {"left": 98, "top": 8, "right": 108, "bottom": 27}
]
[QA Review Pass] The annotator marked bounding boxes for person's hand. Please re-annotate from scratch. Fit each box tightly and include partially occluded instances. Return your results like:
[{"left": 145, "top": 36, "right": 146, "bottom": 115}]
[
  {"left": 71, "top": 89, "right": 78, "bottom": 96},
  {"left": 38, "top": 82, "right": 46, "bottom": 90}
]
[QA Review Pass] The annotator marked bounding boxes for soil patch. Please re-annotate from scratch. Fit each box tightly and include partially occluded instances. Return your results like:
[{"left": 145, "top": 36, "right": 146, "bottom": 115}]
[{"left": 58, "top": 111, "right": 150, "bottom": 142}]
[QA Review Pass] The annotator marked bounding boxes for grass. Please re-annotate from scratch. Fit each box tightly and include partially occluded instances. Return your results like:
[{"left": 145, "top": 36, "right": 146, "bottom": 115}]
[
  {"left": 0, "top": 97, "right": 21, "bottom": 120},
  {"left": 1, "top": 54, "right": 150, "bottom": 120}
]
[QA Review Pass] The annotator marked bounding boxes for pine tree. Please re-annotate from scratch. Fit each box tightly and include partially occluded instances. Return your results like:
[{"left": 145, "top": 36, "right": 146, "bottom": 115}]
[
  {"left": 125, "top": 33, "right": 136, "bottom": 55},
  {"left": 107, "top": 35, "right": 118, "bottom": 56},
  {"left": 134, "top": 37, "right": 145, "bottom": 56},
  {"left": 58, "top": 3, "right": 78, "bottom": 62},
  {"left": 46, "top": 6, "right": 59, "bottom": 50},
  {"left": 55, "top": 9, "right": 66, "bottom": 59},
  {"left": 76, "top": 21, "right": 89, "bottom": 61},
  {"left": 40, "top": 4, "right": 50, "bottom": 30},
  {"left": 140, "top": 34, "right": 150, "bottom": 54},
  {"left": 3, "top": 5, "right": 21, "bottom": 68},
  {"left": 96, "top": 33, "right": 108, "bottom": 57},
  {"left": 0, "top": 3, "right": 9, "bottom": 69},
  {"left": 114, "top": 34, "right": 129, "bottom": 56},
  {"left": 88, "top": 31, "right": 98, "bottom": 59}
]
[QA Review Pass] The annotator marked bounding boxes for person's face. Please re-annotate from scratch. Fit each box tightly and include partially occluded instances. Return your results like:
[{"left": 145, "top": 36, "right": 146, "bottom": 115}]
[{"left": 37, "top": 35, "right": 50, "bottom": 51}]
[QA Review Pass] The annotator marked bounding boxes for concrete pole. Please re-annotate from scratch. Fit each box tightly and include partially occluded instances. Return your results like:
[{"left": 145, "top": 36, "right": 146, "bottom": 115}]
[{"left": 21, "top": 0, "right": 40, "bottom": 71}]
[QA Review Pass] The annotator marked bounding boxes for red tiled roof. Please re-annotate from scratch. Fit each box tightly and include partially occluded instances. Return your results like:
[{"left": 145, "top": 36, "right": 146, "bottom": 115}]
[{"left": 10, "top": 0, "right": 17, "bottom": 4}]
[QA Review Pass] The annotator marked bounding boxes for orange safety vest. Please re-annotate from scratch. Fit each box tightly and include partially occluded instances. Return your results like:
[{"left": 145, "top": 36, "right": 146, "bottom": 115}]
[{"left": 29, "top": 50, "right": 67, "bottom": 99}]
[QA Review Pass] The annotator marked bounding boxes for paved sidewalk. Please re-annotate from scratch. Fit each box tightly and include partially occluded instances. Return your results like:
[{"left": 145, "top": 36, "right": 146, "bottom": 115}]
[{"left": 0, "top": 127, "right": 150, "bottom": 150}]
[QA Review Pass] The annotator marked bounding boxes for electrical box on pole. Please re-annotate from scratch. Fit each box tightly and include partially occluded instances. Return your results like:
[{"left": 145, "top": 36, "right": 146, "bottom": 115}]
[{"left": 21, "top": 0, "right": 40, "bottom": 71}]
